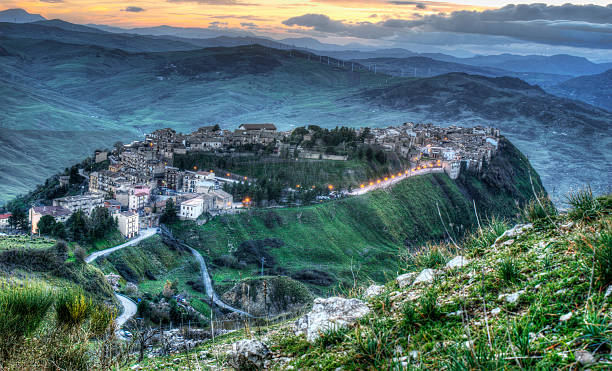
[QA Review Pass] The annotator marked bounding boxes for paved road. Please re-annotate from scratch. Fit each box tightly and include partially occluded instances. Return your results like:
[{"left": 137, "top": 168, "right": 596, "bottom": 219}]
[
  {"left": 115, "top": 293, "right": 138, "bottom": 329},
  {"left": 85, "top": 228, "right": 158, "bottom": 263},
  {"left": 186, "top": 246, "right": 252, "bottom": 317},
  {"left": 349, "top": 167, "right": 444, "bottom": 196}
]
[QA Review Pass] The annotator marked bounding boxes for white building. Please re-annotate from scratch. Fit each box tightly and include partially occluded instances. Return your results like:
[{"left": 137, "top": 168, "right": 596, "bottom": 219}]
[
  {"left": 117, "top": 211, "right": 139, "bottom": 238},
  {"left": 180, "top": 197, "right": 205, "bottom": 220},
  {"left": 212, "top": 189, "right": 233, "bottom": 210}
]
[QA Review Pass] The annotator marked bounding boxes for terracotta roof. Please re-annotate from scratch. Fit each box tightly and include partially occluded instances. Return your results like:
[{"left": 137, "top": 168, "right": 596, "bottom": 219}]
[{"left": 0, "top": 213, "right": 11, "bottom": 220}]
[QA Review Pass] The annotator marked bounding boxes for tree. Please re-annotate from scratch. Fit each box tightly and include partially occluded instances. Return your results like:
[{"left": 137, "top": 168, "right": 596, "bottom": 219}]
[
  {"left": 8, "top": 209, "right": 29, "bottom": 232},
  {"left": 159, "top": 199, "right": 178, "bottom": 224},
  {"left": 212, "top": 124, "right": 220, "bottom": 131},
  {"left": 66, "top": 210, "right": 88, "bottom": 242},
  {"left": 37, "top": 215, "right": 57, "bottom": 236}
]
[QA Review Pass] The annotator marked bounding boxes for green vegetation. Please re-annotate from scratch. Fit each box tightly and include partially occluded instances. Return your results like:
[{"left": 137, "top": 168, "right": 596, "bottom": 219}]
[
  {"left": 0, "top": 279, "right": 120, "bottom": 370},
  {"left": 141, "top": 193, "right": 612, "bottom": 370},
  {"left": 94, "top": 236, "right": 211, "bottom": 323}
]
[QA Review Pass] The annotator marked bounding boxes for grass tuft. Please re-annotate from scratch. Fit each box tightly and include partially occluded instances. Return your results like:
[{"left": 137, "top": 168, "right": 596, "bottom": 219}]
[{"left": 567, "top": 187, "right": 601, "bottom": 222}]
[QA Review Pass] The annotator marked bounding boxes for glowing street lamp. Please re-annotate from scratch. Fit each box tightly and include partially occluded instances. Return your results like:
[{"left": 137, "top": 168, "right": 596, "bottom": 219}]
[
  {"left": 328, "top": 185, "right": 334, "bottom": 190},
  {"left": 369, "top": 182, "right": 374, "bottom": 186},
  {"left": 376, "top": 179, "right": 381, "bottom": 184},
  {"left": 391, "top": 175, "right": 395, "bottom": 179},
  {"left": 360, "top": 184, "right": 365, "bottom": 188},
  {"left": 384, "top": 177, "right": 388, "bottom": 181},
  {"left": 193, "top": 166, "right": 197, "bottom": 170}
]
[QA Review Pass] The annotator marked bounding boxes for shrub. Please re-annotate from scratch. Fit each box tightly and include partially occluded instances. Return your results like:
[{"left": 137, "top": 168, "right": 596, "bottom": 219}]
[
  {"left": 419, "top": 288, "right": 440, "bottom": 320},
  {"left": 522, "top": 194, "right": 556, "bottom": 225},
  {"left": 464, "top": 218, "right": 508, "bottom": 254},
  {"left": 406, "top": 244, "right": 449, "bottom": 270},
  {"left": 55, "top": 289, "right": 93, "bottom": 329},
  {"left": 567, "top": 187, "right": 601, "bottom": 222},
  {"left": 73, "top": 246, "right": 87, "bottom": 264},
  {"left": 89, "top": 305, "right": 116, "bottom": 337},
  {"left": 0, "top": 281, "right": 54, "bottom": 361},
  {"left": 498, "top": 257, "right": 520, "bottom": 284},
  {"left": 316, "top": 325, "right": 349, "bottom": 349},
  {"left": 594, "top": 229, "right": 612, "bottom": 286}
]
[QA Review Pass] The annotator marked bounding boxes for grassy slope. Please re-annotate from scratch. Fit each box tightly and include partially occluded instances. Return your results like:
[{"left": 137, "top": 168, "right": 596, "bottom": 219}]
[
  {"left": 135, "top": 196, "right": 612, "bottom": 370},
  {"left": 0, "top": 236, "right": 116, "bottom": 304},
  {"left": 94, "top": 235, "right": 211, "bottom": 317},
  {"left": 171, "top": 139, "right": 542, "bottom": 294}
]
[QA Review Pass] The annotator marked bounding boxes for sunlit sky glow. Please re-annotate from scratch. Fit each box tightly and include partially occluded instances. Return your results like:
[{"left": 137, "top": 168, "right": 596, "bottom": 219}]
[{"left": 4, "top": 1, "right": 612, "bottom": 60}]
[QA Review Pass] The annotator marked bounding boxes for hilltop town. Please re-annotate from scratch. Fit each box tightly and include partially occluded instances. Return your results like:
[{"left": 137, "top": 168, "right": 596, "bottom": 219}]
[{"left": 3, "top": 122, "right": 500, "bottom": 238}]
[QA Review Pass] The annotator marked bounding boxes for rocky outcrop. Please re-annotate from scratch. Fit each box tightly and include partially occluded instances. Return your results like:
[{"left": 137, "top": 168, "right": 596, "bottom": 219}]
[
  {"left": 227, "top": 339, "right": 271, "bottom": 370},
  {"left": 294, "top": 297, "right": 370, "bottom": 342},
  {"left": 221, "top": 276, "right": 313, "bottom": 318},
  {"left": 364, "top": 284, "right": 384, "bottom": 299}
]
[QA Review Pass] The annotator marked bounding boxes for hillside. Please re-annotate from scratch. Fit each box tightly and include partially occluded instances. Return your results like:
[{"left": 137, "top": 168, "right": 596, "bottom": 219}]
[
  {"left": 1, "top": 28, "right": 611, "bottom": 204},
  {"left": 356, "top": 73, "right": 612, "bottom": 204},
  {"left": 549, "top": 69, "right": 612, "bottom": 112},
  {"left": 169, "top": 138, "right": 544, "bottom": 295},
  {"left": 134, "top": 192, "right": 612, "bottom": 370},
  {"left": 352, "top": 56, "right": 570, "bottom": 88}
]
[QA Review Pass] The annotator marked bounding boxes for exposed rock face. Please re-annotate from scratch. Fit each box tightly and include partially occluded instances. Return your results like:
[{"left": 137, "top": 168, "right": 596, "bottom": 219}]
[
  {"left": 445, "top": 256, "right": 469, "bottom": 269},
  {"left": 221, "top": 276, "right": 313, "bottom": 317},
  {"left": 364, "top": 284, "right": 384, "bottom": 299},
  {"left": 227, "top": 339, "right": 271, "bottom": 370},
  {"left": 396, "top": 272, "right": 417, "bottom": 288},
  {"left": 413, "top": 269, "right": 440, "bottom": 285},
  {"left": 294, "top": 297, "right": 370, "bottom": 342},
  {"left": 494, "top": 224, "right": 533, "bottom": 246}
]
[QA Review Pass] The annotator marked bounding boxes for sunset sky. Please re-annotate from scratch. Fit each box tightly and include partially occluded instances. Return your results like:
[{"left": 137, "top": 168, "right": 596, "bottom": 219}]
[{"left": 4, "top": 1, "right": 612, "bottom": 59}]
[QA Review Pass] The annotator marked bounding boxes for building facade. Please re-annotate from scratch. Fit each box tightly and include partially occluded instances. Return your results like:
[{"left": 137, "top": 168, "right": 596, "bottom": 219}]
[{"left": 117, "top": 211, "right": 139, "bottom": 238}]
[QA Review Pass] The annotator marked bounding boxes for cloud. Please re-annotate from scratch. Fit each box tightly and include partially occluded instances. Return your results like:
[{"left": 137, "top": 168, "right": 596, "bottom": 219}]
[
  {"left": 39, "top": 0, "right": 64, "bottom": 3},
  {"left": 122, "top": 6, "right": 145, "bottom": 12},
  {"left": 282, "top": 14, "right": 395, "bottom": 39},
  {"left": 282, "top": 4, "right": 612, "bottom": 49},
  {"left": 388, "top": 1, "right": 426, "bottom": 9},
  {"left": 240, "top": 22, "right": 258, "bottom": 29},
  {"left": 166, "top": 0, "right": 257, "bottom": 5}
]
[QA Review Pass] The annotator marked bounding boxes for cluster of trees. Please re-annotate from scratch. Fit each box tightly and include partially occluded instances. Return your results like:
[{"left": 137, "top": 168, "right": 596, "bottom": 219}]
[{"left": 38, "top": 207, "right": 117, "bottom": 243}]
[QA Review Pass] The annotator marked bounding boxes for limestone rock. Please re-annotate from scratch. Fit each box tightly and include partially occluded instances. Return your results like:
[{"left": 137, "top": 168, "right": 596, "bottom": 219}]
[
  {"left": 413, "top": 269, "right": 440, "bottom": 285},
  {"left": 396, "top": 272, "right": 417, "bottom": 288},
  {"left": 445, "top": 256, "right": 469, "bottom": 269},
  {"left": 364, "top": 284, "right": 384, "bottom": 299},
  {"left": 494, "top": 224, "right": 533, "bottom": 245},
  {"left": 294, "top": 297, "right": 370, "bottom": 342},
  {"left": 227, "top": 339, "right": 271, "bottom": 370},
  {"left": 574, "top": 350, "right": 596, "bottom": 365}
]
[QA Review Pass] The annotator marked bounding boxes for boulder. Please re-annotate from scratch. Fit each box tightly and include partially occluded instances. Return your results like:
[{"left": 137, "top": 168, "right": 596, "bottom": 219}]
[
  {"left": 574, "top": 350, "right": 596, "bottom": 366},
  {"left": 413, "top": 269, "right": 440, "bottom": 285},
  {"left": 364, "top": 284, "right": 384, "bottom": 299},
  {"left": 493, "top": 224, "right": 533, "bottom": 245},
  {"left": 396, "top": 272, "right": 417, "bottom": 288},
  {"left": 445, "top": 256, "right": 469, "bottom": 269},
  {"left": 227, "top": 339, "right": 271, "bottom": 370},
  {"left": 294, "top": 297, "right": 370, "bottom": 342}
]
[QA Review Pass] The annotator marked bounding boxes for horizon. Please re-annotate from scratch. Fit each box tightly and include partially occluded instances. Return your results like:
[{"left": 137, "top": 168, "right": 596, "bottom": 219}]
[{"left": 3, "top": 2, "right": 612, "bottom": 61}]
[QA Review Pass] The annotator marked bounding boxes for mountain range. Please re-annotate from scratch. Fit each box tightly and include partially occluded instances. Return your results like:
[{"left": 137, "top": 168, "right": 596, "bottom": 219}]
[{"left": 0, "top": 9, "right": 610, "bottom": 204}]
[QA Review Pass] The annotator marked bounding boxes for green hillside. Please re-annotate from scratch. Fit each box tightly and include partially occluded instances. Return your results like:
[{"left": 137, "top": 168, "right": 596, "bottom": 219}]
[
  {"left": 135, "top": 193, "right": 612, "bottom": 370},
  {"left": 170, "top": 138, "right": 544, "bottom": 294}
]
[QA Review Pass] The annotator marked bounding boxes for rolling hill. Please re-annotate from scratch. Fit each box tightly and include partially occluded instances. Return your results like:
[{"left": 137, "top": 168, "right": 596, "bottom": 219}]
[
  {"left": 549, "top": 69, "right": 612, "bottom": 112},
  {"left": 0, "top": 25, "right": 610, "bottom": 204}
]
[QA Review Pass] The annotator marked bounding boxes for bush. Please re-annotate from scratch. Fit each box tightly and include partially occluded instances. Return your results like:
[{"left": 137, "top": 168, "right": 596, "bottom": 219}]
[
  {"left": 74, "top": 246, "right": 87, "bottom": 264},
  {"left": 405, "top": 244, "right": 449, "bottom": 270},
  {"left": 522, "top": 194, "right": 556, "bottom": 225},
  {"left": 464, "top": 218, "right": 507, "bottom": 254},
  {"left": 419, "top": 288, "right": 440, "bottom": 320},
  {"left": 594, "top": 230, "right": 612, "bottom": 286},
  {"left": 0, "top": 281, "right": 54, "bottom": 340},
  {"left": 89, "top": 305, "right": 116, "bottom": 337},
  {"left": 55, "top": 289, "right": 93, "bottom": 329},
  {"left": 567, "top": 187, "right": 601, "bottom": 222},
  {"left": 498, "top": 257, "right": 521, "bottom": 284}
]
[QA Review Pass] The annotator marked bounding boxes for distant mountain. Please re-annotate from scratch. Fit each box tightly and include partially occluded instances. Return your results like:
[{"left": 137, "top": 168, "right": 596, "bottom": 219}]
[
  {"left": 32, "top": 19, "right": 107, "bottom": 34},
  {"left": 350, "top": 56, "right": 571, "bottom": 88},
  {"left": 0, "top": 22, "right": 201, "bottom": 52},
  {"left": 435, "top": 54, "right": 612, "bottom": 77},
  {"left": 0, "top": 24, "right": 610, "bottom": 203},
  {"left": 0, "top": 8, "right": 44, "bottom": 23},
  {"left": 549, "top": 69, "right": 612, "bottom": 112},
  {"left": 87, "top": 24, "right": 253, "bottom": 39}
]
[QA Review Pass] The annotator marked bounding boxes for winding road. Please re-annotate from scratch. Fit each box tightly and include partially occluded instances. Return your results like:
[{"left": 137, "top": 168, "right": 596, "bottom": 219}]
[{"left": 85, "top": 228, "right": 158, "bottom": 263}]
